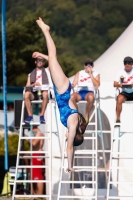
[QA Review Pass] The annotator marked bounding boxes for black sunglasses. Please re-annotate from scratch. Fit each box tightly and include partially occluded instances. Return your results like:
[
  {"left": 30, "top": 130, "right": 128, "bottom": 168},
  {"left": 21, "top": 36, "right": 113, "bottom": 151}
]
[
  {"left": 124, "top": 61, "right": 133, "bottom": 65},
  {"left": 84, "top": 62, "right": 93, "bottom": 66},
  {"left": 36, "top": 58, "right": 45, "bottom": 63}
]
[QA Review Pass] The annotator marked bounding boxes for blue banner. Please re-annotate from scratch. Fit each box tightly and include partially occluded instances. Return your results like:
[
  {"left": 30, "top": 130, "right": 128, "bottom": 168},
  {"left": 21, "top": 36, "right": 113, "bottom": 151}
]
[{"left": 2, "top": 0, "right": 8, "bottom": 170}]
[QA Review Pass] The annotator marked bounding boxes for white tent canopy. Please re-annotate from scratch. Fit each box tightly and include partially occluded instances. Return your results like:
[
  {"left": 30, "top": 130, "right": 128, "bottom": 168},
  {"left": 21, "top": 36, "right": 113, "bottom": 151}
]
[{"left": 94, "top": 21, "right": 133, "bottom": 82}]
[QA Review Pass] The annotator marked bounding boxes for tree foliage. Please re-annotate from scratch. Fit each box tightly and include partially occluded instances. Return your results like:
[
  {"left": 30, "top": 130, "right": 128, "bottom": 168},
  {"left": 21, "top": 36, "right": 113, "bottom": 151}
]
[
  {"left": 0, "top": 134, "right": 29, "bottom": 155},
  {"left": 0, "top": 0, "right": 133, "bottom": 86}
]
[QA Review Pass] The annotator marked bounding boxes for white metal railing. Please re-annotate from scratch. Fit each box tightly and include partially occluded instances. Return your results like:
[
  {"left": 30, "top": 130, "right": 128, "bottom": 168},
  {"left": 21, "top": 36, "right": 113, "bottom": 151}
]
[
  {"left": 107, "top": 85, "right": 133, "bottom": 199},
  {"left": 11, "top": 86, "right": 60, "bottom": 200},
  {"left": 57, "top": 88, "right": 109, "bottom": 200}
]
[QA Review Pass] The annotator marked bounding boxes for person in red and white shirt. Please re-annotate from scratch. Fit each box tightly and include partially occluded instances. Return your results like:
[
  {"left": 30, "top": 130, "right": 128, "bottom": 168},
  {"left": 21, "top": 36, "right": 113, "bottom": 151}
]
[
  {"left": 114, "top": 56, "right": 133, "bottom": 123},
  {"left": 70, "top": 58, "right": 100, "bottom": 123},
  {"left": 24, "top": 55, "right": 53, "bottom": 124}
]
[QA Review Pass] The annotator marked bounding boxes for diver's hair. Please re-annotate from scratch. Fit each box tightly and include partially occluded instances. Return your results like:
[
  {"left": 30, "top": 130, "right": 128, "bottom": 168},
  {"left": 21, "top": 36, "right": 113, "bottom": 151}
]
[
  {"left": 73, "top": 112, "right": 87, "bottom": 146},
  {"left": 73, "top": 132, "right": 84, "bottom": 146}
]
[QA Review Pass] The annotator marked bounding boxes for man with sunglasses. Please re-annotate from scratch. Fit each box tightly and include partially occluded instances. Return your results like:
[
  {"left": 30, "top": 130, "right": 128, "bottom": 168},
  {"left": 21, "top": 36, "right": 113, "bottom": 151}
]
[
  {"left": 71, "top": 58, "right": 100, "bottom": 123},
  {"left": 24, "top": 56, "right": 53, "bottom": 124},
  {"left": 114, "top": 56, "right": 133, "bottom": 124}
]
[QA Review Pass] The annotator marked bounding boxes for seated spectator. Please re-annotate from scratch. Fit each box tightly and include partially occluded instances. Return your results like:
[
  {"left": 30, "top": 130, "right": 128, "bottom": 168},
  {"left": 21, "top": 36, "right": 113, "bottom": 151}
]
[
  {"left": 24, "top": 55, "right": 53, "bottom": 124},
  {"left": 114, "top": 56, "right": 133, "bottom": 123},
  {"left": 70, "top": 58, "right": 100, "bottom": 123}
]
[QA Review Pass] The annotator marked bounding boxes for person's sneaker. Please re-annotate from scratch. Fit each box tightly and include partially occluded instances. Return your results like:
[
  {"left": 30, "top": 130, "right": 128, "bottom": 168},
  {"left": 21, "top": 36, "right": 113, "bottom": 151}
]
[
  {"left": 115, "top": 119, "right": 121, "bottom": 127},
  {"left": 24, "top": 116, "right": 33, "bottom": 124},
  {"left": 40, "top": 115, "right": 45, "bottom": 124}
]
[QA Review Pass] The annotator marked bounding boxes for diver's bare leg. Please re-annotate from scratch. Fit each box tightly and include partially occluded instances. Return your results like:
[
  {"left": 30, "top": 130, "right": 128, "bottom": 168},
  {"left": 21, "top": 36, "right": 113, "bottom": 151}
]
[
  {"left": 36, "top": 18, "right": 68, "bottom": 94},
  {"left": 36, "top": 18, "right": 79, "bottom": 171}
]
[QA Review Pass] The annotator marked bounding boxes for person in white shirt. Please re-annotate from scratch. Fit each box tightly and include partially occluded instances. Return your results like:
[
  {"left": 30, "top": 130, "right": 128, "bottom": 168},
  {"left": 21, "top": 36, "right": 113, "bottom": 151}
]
[
  {"left": 70, "top": 58, "right": 100, "bottom": 123},
  {"left": 24, "top": 56, "right": 53, "bottom": 124},
  {"left": 114, "top": 56, "right": 133, "bottom": 123}
]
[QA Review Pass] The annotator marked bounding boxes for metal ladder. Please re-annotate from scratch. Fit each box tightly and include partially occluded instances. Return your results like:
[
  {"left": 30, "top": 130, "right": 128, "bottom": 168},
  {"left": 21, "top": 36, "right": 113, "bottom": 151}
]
[
  {"left": 57, "top": 89, "right": 108, "bottom": 200},
  {"left": 106, "top": 101, "right": 133, "bottom": 200},
  {"left": 12, "top": 96, "right": 61, "bottom": 200}
]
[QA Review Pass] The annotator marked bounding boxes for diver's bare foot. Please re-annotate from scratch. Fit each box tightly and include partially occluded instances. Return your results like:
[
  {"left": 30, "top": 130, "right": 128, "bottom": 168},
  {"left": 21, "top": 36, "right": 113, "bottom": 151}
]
[
  {"left": 36, "top": 17, "right": 50, "bottom": 31},
  {"left": 66, "top": 168, "right": 75, "bottom": 173}
]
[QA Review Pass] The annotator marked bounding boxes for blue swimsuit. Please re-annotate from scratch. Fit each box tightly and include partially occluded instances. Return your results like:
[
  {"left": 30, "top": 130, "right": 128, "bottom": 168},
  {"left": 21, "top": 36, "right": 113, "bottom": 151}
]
[{"left": 54, "top": 82, "right": 78, "bottom": 127}]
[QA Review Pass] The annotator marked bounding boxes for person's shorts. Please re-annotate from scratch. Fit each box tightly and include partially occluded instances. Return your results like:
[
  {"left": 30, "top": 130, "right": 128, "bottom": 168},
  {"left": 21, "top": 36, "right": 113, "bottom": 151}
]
[
  {"left": 120, "top": 92, "right": 133, "bottom": 101},
  {"left": 32, "top": 168, "right": 43, "bottom": 180},
  {"left": 32, "top": 155, "right": 44, "bottom": 180},
  {"left": 32, "top": 91, "right": 43, "bottom": 100},
  {"left": 77, "top": 90, "right": 94, "bottom": 100}
]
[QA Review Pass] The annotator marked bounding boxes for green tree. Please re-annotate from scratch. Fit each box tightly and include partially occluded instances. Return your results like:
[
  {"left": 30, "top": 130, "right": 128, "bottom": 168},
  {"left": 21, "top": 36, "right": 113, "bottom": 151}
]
[{"left": 0, "top": 0, "right": 133, "bottom": 86}]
